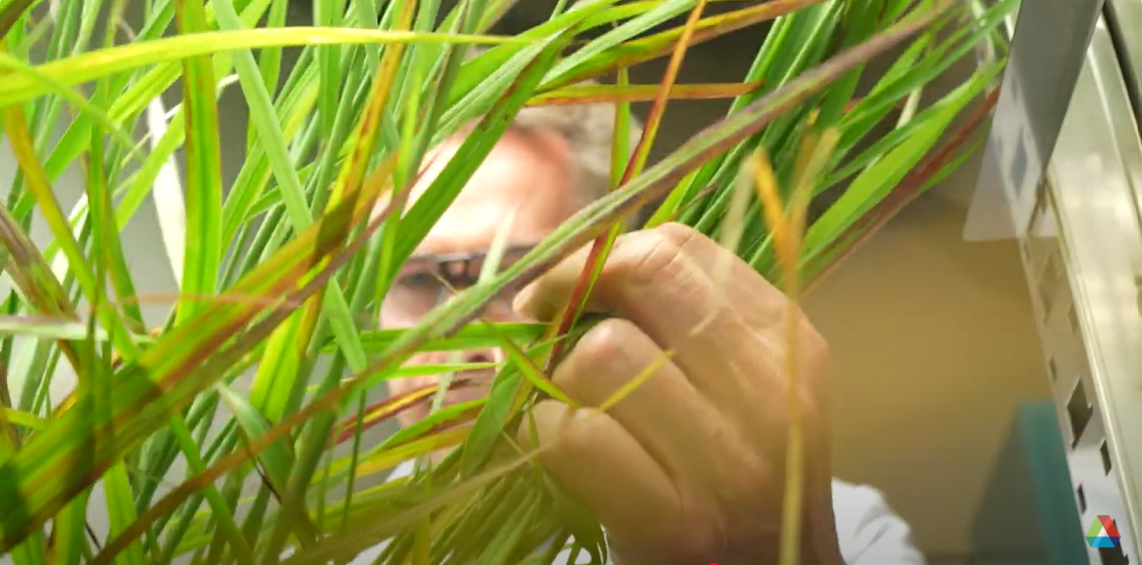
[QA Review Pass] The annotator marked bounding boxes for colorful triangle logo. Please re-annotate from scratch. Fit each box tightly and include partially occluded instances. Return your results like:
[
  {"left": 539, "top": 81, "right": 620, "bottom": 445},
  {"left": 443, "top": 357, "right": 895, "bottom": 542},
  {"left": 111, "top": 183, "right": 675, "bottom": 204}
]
[{"left": 1086, "top": 515, "right": 1122, "bottom": 548}]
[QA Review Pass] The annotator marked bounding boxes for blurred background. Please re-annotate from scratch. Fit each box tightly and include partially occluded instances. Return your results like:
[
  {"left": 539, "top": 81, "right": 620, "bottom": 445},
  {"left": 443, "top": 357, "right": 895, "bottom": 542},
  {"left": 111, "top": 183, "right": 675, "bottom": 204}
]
[{"left": 0, "top": 1, "right": 1080, "bottom": 564}]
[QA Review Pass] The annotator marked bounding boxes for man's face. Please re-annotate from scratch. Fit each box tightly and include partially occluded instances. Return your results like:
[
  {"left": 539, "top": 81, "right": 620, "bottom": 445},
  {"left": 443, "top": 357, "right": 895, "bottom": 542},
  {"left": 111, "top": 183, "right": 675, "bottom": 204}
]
[{"left": 380, "top": 127, "right": 580, "bottom": 429}]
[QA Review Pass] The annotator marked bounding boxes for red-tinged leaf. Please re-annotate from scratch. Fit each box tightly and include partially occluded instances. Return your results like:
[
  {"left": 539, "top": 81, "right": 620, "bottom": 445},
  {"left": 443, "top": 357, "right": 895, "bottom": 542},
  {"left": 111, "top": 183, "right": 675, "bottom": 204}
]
[
  {"left": 3, "top": 105, "right": 143, "bottom": 371},
  {"left": 547, "top": 0, "right": 708, "bottom": 369},
  {"left": 346, "top": 425, "right": 474, "bottom": 481},
  {"left": 0, "top": 121, "right": 85, "bottom": 374},
  {"left": 328, "top": 376, "right": 484, "bottom": 446}
]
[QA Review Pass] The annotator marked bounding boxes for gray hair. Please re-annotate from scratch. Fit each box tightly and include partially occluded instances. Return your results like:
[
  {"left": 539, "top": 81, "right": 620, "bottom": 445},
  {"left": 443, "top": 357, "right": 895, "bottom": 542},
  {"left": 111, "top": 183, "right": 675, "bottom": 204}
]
[
  {"left": 456, "top": 45, "right": 646, "bottom": 209},
  {"left": 510, "top": 100, "right": 645, "bottom": 208}
]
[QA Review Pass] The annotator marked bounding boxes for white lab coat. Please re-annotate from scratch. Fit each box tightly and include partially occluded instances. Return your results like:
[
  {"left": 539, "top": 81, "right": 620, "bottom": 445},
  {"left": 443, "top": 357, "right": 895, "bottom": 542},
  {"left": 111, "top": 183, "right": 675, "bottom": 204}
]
[{"left": 345, "top": 460, "right": 928, "bottom": 565}]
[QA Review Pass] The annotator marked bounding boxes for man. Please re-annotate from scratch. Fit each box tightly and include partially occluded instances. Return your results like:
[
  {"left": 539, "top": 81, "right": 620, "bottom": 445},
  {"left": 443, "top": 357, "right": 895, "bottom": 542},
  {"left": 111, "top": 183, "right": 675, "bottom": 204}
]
[{"left": 372, "top": 101, "right": 928, "bottom": 565}]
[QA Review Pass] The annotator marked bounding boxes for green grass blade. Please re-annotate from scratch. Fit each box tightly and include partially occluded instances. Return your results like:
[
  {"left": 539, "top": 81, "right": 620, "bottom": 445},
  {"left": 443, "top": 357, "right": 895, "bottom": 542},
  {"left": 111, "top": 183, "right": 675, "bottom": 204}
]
[
  {"left": 172, "top": 0, "right": 223, "bottom": 325},
  {"left": 0, "top": 316, "right": 154, "bottom": 343},
  {"left": 0, "top": 407, "right": 45, "bottom": 430},
  {"left": 215, "top": 383, "right": 296, "bottom": 500},
  {"left": 804, "top": 86, "right": 999, "bottom": 289},
  {"left": 86, "top": 62, "right": 146, "bottom": 336},
  {"left": 0, "top": 54, "right": 139, "bottom": 155},
  {"left": 0, "top": 29, "right": 523, "bottom": 108},
  {"left": 313, "top": 0, "right": 340, "bottom": 155},
  {"left": 163, "top": 415, "right": 255, "bottom": 565},
  {"left": 6, "top": 536, "right": 46, "bottom": 565},
  {"left": 545, "top": 0, "right": 695, "bottom": 81},
  {"left": 81, "top": 192, "right": 404, "bottom": 562},
  {"left": 32, "top": 0, "right": 268, "bottom": 197},
  {"left": 49, "top": 489, "right": 88, "bottom": 565},
  {"left": 550, "top": 0, "right": 828, "bottom": 90},
  {"left": 102, "top": 464, "right": 147, "bottom": 565},
  {"left": 802, "top": 63, "right": 995, "bottom": 256},
  {"left": 485, "top": 321, "right": 574, "bottom": 407},
  {"left": 210, "top": 0, "right": 329, "bottom": 503}
]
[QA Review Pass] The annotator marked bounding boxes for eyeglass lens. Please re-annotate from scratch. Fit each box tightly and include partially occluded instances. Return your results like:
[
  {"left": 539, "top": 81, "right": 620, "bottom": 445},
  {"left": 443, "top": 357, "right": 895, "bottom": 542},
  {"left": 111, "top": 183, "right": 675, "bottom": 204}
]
[{"left": 382, "top": 246, "right": 532, "bottom": 319}]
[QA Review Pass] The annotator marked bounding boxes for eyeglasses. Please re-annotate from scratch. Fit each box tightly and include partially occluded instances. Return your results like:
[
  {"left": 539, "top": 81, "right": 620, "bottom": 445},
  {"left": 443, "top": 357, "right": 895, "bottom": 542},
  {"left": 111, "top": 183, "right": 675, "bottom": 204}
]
[{"left": 382, "top": 245, "right": 536, "bottom": 320}]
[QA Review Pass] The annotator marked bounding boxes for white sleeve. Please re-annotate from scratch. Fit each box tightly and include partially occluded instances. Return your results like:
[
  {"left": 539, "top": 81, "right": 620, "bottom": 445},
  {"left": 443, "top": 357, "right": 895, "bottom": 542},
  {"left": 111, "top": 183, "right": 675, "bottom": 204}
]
[
  {"left": 832, "top": 479, "right": 928, "bottom": 565},
  {"left": 564, "top": 479, "right": 927, "bottom": 565}
]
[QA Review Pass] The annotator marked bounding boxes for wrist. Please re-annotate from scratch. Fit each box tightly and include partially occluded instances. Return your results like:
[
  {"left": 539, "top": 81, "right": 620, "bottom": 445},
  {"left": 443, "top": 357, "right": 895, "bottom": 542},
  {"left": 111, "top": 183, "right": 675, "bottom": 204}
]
[
  {"left": 601, "top": 481, "right": 845, "bottom": 565},
  {"left": 802, "top": 485, "right": 846, "bottom": 565}
]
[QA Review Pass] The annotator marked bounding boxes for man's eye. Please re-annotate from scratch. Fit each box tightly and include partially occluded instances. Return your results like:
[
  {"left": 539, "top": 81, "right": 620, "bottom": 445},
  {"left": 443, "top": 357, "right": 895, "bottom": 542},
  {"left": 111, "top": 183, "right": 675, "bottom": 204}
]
[{"left": 400, "top": 272, "right": 439, "bottom": 290}]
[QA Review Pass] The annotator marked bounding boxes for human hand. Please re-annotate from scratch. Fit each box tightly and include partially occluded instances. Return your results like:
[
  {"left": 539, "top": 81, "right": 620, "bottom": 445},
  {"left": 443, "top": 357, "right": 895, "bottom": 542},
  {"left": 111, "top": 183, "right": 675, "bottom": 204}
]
[{"left": 514, "top": 223, "right": 843, "bottom": 565}]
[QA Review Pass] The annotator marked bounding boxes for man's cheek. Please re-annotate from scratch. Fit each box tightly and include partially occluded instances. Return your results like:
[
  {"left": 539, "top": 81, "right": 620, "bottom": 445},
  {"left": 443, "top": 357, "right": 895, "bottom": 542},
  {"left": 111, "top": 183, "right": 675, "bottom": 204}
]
[
  {"left": 390, "top": 351, "right": 446, "bottom": 387},
  {"left": 401, "top": 351, "right": 446, "bottom": 372},
  {"left": 388, "top": 373, "right": 437, "bottom": 397}
]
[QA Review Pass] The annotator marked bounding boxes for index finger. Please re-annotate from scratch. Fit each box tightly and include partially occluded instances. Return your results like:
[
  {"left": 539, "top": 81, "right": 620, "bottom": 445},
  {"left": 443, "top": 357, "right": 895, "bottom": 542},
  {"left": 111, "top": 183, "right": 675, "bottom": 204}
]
[
  {"left": 513, "top": 223, "right": 796, "bottom": 415},
  {"left": 514, "top": 222, "right": 789, "bottom": 332}
]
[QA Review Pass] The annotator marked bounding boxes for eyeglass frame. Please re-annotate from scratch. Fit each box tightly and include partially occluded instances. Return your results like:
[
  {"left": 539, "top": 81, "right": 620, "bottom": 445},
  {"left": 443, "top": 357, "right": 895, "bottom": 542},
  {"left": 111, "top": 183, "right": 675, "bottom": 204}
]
[{"left": 383, "top": 244, "right": 538, "bottom": 317}]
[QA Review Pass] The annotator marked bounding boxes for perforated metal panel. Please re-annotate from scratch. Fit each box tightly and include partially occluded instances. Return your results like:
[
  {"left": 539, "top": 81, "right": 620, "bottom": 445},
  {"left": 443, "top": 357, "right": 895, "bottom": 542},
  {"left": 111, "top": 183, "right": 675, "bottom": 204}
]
[{"left": 984, "top": 4, "right": 1142, "bottom": 563}]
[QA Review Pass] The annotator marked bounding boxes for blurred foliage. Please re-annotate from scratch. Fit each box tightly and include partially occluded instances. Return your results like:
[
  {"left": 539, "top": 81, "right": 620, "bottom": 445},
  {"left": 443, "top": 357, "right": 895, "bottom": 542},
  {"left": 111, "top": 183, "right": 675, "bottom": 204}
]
[{"left": 0, "top": 0, "right": 1012, "bottom": 563}]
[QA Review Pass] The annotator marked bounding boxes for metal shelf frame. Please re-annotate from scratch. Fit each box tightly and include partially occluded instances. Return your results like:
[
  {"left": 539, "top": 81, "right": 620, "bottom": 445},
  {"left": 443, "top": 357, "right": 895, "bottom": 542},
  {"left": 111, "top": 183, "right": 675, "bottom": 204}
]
[{"left": 975, "top": 0, "right": 1142, "bottom": 563}]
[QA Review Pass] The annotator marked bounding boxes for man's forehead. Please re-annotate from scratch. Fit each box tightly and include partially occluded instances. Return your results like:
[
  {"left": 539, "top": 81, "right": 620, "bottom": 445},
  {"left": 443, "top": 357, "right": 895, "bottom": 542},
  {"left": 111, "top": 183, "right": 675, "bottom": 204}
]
[
  {"left": 404, "top": 127, "right": 578, "bottom": 257},
  {"left": 409, "top": 128, "right": 570, "bottom": 200}
]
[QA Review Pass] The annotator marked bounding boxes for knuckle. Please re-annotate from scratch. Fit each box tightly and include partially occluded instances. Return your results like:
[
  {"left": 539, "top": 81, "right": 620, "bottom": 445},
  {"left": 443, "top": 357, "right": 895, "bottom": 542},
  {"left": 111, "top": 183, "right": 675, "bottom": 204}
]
[
  {"left": 797, "top": 316, "right": 830, "bottom": 368},
  {"left": 735, "top": 449, "right": 772, "bottom": 488},
  {"left": 800, "top": 388, "right": 825, "bottom": 423},
  {"left": 655, "top": 221, "right": 701, "bottom": 245},
  {"left": 553, "top": 318, "right": 639, "bottom": 392},
  {"left": 520, "top": 399, "right": 577, "bottom": 449},
  {"left": 800, "top": 317, "right": 828, "bottom": 353},
  {"left": 602, "top": 223, "right": 711, "bottom": 298},
  {"left": 715, "top": 432, "right": 772, "bottom": 499},
  {"left": 767, "top": 310, "right": 829, "bottom": 366},
  {"left": 535, "top": 403, "right": 607, "bottom": 457},
  {"left": 676, "top": 523, "right": 724, "bottom": 564},
  {"left": 578, "top": 317, "right": 639, "bottom": 358},
  {"left": 616, "top": 229, "right": 689, "bottom": 287}
]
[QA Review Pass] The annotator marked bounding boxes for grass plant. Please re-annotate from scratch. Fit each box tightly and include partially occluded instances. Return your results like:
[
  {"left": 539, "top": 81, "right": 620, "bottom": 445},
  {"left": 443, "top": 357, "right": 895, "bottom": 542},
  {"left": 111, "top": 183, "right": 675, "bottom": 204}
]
[{"left": 0, "top": 0, "right": 1013, "bottom": 563}]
